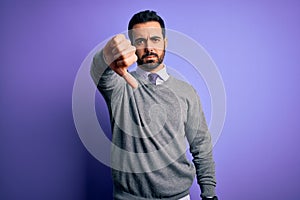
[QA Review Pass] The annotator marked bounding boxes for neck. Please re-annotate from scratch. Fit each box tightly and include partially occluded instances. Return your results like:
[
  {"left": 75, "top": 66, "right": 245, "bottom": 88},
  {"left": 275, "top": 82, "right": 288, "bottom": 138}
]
[{"left": 138, "top": 63, "right": 165, "bottom": 73}]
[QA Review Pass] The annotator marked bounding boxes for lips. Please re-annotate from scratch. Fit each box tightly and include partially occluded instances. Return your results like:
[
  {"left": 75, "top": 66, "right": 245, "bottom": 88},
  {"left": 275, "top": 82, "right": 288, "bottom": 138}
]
[
  {"left": 142, "top": 53, "right": 158, "bottom": 59},
  {"left": 145, "top": 55, "right": 155, "bottom": 59}
]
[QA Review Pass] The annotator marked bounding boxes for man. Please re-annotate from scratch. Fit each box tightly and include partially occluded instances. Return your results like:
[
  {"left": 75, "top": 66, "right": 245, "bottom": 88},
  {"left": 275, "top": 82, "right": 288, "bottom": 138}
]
[{"left": 90, "top": 10, "right": 218, "bottom": 200}]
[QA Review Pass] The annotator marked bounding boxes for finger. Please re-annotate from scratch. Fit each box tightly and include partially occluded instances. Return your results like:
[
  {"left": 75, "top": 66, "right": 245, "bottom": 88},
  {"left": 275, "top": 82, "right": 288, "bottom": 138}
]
[
  {"left": 116, "top": 54, "right": 137, "bottom": 67},
  {"left": 109, "top": 65, "right": 127, "bottom": 76},
  {"left": 113, "top": 45, "right": 136, "bottom": 60},
  {"left": 111, "top": 39, "right": 132, "bottom": 54},
  {"left": 123, "top": 72, "right": 138, "bottom": 89},
  {"left": 110, "top": 34, "right": 126, "bottom": 48}
]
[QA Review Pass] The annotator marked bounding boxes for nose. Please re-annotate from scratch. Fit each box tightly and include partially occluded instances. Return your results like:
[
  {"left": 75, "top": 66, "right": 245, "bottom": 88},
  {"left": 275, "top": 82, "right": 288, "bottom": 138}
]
[{"left": 144, "top": 39, "right": 154, "bottom": 52}]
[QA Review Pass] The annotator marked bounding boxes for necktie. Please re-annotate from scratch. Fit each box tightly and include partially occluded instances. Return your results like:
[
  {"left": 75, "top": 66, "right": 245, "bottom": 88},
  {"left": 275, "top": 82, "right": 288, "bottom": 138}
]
[{"left": 148, "top": 73, "right": 159, "bottom": 85}]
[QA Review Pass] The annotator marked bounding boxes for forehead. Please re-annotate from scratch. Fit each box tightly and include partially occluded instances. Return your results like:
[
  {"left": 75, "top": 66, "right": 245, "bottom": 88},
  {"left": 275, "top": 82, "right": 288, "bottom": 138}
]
[{"left": 131, "top": 21, "right": 163, "bottom": 38}]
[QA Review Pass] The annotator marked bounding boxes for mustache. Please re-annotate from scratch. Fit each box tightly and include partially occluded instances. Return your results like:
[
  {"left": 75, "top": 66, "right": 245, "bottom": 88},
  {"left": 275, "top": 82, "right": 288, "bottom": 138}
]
[{"left": 141, "top": 52, "right": 159, "bottom": 59}]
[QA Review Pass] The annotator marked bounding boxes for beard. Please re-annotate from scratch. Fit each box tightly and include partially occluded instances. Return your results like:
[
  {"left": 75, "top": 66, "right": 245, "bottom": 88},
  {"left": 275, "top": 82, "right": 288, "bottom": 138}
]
[{"left": 136, "top": 49, "right": 165, "bottom": 71}]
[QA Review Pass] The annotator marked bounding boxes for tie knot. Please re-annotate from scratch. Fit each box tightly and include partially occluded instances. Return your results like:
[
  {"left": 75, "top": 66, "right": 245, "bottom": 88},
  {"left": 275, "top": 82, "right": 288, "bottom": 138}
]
[{"left": 148, "top": 73, "right": 159, "bottom": 85}]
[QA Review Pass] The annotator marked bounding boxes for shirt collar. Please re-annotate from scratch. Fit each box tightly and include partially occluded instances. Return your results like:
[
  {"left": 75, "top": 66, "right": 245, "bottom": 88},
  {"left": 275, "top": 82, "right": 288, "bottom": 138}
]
[{"left": 136, "top": 65, "right": 169, "bottom": 82}]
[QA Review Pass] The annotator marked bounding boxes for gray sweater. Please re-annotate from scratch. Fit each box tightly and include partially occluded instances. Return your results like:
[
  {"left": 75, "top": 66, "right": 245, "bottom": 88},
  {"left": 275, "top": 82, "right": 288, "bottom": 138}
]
[{"left": 90, "top": 51, "right": 216, "bottom": 200}]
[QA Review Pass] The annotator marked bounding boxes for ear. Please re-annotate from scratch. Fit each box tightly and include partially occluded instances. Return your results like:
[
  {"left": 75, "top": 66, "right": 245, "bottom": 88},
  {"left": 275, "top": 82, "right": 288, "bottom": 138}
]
[{"left": 164, "top": 37, "right": 168, "bottom": 48}]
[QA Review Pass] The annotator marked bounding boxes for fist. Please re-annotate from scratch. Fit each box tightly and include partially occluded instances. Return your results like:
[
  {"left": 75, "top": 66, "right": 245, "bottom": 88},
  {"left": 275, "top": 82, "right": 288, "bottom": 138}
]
[{"left": 103, "top": 34, "right": 137, "bottom": 76}]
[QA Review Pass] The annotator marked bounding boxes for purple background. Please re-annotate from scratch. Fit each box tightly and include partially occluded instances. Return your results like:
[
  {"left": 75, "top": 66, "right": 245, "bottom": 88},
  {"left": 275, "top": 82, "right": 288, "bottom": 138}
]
[{"left": 1, "top": 0, "right": 300, "bottom": 200}]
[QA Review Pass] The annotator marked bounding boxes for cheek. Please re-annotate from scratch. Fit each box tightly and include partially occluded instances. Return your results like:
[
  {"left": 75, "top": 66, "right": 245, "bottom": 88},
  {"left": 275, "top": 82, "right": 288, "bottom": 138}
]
[
  {"left": 157, "top": 47, "right": 165, "bottom": 56},
  {"left": 160, "top": 43, "right": 166, "bottom": 50},
  {"left": 135, "top": 49, "right": 144, "bottom": 58},
  {"left": 155, "top": 43, "right": 165, "bottom": 53}
]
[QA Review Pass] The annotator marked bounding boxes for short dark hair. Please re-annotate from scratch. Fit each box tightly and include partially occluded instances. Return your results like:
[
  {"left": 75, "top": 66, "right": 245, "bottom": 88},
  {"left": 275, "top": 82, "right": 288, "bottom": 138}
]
[{"left": 128, "top": 10, "right": 166, "bottom": 42}]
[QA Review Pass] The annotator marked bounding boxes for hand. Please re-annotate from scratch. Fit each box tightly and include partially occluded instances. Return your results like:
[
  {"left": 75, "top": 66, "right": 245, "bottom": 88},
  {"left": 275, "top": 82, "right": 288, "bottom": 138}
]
[{"left": 103, "top": 34, "right": 137, "bottom": 76}]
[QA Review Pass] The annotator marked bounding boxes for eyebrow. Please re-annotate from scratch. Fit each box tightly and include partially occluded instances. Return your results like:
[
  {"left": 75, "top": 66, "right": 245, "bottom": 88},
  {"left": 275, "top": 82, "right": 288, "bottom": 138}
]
[
  {"left": 134, "top": 37, "right": 145, "bottom": 42},
  {"left": 134, "top": 35, "right": 162, "bottom": 42},
  {"left": 150, "top": 36, "right": 162, "bottom": 40}
]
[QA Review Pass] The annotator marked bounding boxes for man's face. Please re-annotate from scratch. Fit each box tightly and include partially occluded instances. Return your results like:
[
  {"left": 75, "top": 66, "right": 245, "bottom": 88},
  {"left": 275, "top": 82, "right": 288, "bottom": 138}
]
[{"left": 131, "top": 21, "right": 167, "bottom": 71}]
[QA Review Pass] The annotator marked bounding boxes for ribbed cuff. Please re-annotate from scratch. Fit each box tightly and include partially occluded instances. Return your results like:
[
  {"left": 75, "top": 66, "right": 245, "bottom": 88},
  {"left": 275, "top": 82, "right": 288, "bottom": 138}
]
[{"left": 200, "top": 184, "right": 216, "bottom": 198}]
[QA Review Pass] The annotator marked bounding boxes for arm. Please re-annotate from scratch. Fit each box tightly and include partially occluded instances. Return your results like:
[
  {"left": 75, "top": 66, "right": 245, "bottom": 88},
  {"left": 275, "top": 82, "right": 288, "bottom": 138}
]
[
  {"left": 185, "top": 88, "right": 217, "bottom": 199},
  {"left": 90, "top": 34, "right": 138, "bottom": 100},
  {"left": 90, "top": 49, "right": 125, "bottom": 102}
]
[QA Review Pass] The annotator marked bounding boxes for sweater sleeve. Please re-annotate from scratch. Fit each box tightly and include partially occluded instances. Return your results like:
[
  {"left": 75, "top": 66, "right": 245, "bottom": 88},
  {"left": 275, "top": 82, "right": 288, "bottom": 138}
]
[
  {"left": 90, "top": 49, "right": 126, "bottom": 102},
  {"left": 185, "top": 88, "right": 217, "bottom": 198}
]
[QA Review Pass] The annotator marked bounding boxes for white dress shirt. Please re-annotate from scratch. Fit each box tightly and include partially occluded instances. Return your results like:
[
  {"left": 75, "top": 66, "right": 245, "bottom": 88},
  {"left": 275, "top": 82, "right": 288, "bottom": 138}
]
[{"left": 136, "top": 65, "right": 170, "bottom": 85}]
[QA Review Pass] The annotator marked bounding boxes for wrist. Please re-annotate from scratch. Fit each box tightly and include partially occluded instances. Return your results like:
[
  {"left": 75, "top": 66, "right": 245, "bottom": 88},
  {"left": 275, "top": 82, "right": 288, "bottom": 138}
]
[{"left": 102, "top": 51, "right": 109, "bottom": 65}]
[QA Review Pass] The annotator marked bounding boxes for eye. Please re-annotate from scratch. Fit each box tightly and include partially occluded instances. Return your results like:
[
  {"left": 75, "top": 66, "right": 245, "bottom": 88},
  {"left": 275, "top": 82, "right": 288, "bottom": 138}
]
[
  {"left": 135, "top": 39, "right": 145, "bottom": 46},
  {"left": 151, "top": 37, "right": 161, "bottom": 43}
]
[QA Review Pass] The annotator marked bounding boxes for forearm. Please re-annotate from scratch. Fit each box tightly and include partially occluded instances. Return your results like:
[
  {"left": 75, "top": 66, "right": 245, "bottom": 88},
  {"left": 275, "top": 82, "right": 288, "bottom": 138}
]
[
  {"left": 90, "top": 50, "right": 108, "bottom": 86},
  {"left": 185, "top": 89, "right": 217, "bottom": 198},
  {"left": 191, "top": 131, "right": 216, "bottom": 198},
  {"left": 90, "top": 50, "right": 125, "bottom": 94}
]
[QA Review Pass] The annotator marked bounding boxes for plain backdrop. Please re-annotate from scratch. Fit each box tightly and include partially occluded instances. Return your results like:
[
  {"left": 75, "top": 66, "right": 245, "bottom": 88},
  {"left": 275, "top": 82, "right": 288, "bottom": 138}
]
[{"left": 1, "top": 0, "right": 300, "bottom": 200}]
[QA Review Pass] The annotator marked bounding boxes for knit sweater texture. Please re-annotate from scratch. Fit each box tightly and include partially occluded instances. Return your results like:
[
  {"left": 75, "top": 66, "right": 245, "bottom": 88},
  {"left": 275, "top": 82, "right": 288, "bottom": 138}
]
[{"left": 90, "top": 51, "right": 216, "bottom": 200}]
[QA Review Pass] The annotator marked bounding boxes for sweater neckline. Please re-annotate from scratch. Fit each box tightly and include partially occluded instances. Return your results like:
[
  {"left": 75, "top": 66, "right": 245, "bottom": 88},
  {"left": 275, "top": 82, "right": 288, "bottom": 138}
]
[{"left": 132, "top": 71, "right": 174, "bottom": 88}]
